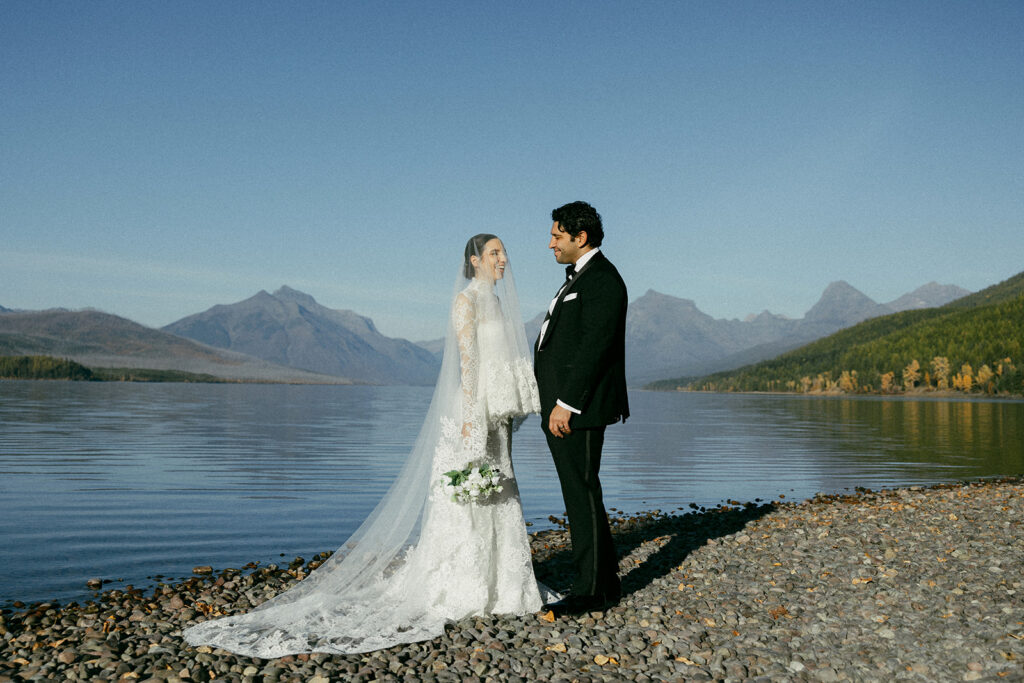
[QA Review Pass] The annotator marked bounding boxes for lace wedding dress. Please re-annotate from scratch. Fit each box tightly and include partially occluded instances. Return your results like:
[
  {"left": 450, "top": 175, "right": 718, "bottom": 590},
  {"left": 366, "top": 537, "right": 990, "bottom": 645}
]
[{"left": 183, "top": 239, "right": 554, "bottom": 657}]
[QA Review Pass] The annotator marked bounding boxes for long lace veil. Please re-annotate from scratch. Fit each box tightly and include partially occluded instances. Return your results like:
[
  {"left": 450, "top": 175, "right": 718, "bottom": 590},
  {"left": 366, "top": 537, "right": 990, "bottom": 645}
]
[{"left": 182, "top": 235, "right": 537, "bottom": 656}]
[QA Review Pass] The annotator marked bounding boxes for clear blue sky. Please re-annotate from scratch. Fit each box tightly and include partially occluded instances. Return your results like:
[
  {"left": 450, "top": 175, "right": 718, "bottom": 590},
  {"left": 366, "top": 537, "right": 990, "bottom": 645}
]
[{"left": 2, "top": 1, "right": 1022, "bottom": 340}]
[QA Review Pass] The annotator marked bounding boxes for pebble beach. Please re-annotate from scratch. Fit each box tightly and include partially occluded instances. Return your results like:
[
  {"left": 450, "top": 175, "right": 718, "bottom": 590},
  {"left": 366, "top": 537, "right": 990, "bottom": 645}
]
[{"left": 3, "top": 478, "right": 1022, "bottom": 682}]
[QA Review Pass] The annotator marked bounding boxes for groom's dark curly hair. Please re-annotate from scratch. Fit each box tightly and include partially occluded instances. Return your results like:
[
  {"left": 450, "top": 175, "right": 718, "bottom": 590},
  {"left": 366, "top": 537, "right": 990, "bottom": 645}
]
[{"left": 551, "top": 201, "right": 603, "bottom": 247}]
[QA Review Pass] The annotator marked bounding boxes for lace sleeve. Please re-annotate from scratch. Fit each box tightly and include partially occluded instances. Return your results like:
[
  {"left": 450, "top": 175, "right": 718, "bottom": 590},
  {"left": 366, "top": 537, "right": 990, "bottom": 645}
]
[{"left": 453, "top": 292, "right": 479, "bottom": 429}]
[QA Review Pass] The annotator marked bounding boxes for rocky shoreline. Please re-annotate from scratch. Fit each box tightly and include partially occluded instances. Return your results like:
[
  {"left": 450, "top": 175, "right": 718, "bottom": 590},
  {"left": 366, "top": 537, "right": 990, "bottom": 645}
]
[{"left": 3, "top": 478, "right": 1022, "bottom": 682}]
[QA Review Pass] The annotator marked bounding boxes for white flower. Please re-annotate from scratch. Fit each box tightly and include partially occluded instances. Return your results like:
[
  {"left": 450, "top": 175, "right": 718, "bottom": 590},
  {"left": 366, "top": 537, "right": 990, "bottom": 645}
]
[{"left": 439, "top": 460, "right": 503, "bottom": 505}]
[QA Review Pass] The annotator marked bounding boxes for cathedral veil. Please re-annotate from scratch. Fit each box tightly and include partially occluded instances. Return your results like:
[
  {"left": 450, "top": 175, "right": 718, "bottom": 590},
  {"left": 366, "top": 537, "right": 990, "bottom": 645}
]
[{"left": 182, "top": 236, "right": 541, "bottom": 656}]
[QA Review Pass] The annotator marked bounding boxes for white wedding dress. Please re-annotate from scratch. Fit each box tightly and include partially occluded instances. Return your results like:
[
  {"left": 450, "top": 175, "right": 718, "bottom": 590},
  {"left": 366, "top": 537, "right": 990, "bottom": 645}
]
[{"left": 183, "top": 261, "right": 554, "bottom": 657}]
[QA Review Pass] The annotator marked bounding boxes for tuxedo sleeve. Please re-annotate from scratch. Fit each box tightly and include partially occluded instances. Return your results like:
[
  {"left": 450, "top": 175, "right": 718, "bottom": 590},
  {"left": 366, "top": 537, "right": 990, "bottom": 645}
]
[{"left": 560, "top": 268, "right": 626, "bottom": 412}]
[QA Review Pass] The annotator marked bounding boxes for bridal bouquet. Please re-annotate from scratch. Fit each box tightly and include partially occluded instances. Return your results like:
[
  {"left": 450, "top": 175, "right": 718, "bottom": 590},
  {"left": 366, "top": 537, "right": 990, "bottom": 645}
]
[{"left": 440, "top": 462, "right": 503, "bottom": 504}]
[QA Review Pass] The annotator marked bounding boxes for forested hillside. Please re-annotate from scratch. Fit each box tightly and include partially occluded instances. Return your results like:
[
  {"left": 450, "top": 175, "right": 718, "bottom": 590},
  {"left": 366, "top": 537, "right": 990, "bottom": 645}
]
[
  {"left": 0, "top": 355, "right": 235, "bottom": 382},
  {"left": 0, "top": 355, "right": 94, "bottom": 380},
  {"left": 943, "top": 270, "right": 1024, "bottom": 309},
  {"left": 651, "top": 271, "right": 1024, "bottom": 396}
]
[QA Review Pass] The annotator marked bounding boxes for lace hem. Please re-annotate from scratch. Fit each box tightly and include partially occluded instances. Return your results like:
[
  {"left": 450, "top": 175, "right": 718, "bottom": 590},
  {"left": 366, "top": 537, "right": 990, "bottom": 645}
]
[{"left": 481, "top": 357, "right": 541, "bottom": 429}]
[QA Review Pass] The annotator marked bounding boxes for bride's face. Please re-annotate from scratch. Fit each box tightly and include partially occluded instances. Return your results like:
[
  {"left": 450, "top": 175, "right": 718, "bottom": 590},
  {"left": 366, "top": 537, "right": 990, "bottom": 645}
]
[{"left": 475, "top": 238, "right": 507, "bottom": 281}]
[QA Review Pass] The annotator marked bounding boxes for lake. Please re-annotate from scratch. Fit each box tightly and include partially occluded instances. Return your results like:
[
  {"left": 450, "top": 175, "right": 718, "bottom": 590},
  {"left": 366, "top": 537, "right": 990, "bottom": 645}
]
[{"left": 1, "top": 382, "right": 1021, "bottom": 606}]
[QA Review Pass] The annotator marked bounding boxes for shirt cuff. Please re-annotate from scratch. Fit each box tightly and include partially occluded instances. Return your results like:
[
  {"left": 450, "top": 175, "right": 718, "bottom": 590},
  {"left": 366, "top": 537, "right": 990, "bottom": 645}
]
[{"left": 556, "top": 399, "right": 581, "bottom": 415}]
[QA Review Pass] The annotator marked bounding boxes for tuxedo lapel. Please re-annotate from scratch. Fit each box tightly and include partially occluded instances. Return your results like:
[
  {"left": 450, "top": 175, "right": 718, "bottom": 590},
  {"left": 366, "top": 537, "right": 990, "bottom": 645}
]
[{"left": 537, "top": 251, "right": 606, "bottom": 351}]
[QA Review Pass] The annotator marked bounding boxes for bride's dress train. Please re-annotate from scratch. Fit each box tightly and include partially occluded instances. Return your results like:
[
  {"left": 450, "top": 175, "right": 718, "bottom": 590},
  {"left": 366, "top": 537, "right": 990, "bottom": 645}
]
[{"left": 183, "top": 270, "right": 554, "bottom": 657}]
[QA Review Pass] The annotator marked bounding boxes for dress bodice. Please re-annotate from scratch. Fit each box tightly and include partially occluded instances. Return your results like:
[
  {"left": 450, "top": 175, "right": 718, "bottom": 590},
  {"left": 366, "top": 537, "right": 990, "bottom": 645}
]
[{"left": 454, "top": 279, "right": 540, "bottom": 432}]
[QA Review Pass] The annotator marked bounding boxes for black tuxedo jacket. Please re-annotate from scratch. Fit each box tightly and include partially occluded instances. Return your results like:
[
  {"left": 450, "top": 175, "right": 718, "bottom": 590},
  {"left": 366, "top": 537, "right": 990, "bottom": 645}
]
[{"left": 534, "top": 250, "right": 629, "bottom": 429}]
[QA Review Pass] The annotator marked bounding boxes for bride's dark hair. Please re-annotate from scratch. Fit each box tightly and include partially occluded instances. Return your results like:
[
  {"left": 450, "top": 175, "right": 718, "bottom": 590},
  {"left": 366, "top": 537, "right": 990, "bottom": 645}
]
[{"left": 463, "top": 233, "right": 500, "bottom": 279}]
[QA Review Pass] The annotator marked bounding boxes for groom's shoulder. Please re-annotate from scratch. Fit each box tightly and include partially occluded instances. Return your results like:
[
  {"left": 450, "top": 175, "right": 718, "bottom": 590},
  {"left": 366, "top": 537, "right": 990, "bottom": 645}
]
[
  {"left": 592, "top": 252, "right": 624, "bottom": 281},
  {"left": 584, "top": 254, "right": 627, "bottom": 295}
]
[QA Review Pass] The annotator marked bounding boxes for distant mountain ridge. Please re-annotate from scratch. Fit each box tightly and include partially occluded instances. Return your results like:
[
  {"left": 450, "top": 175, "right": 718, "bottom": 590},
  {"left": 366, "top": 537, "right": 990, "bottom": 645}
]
[
  {"left": 800, "top": 281, "right": 888, "bottom": 327},
  {"left": 3, "top": 278, "right": 970, "bottom": 386},
  {"left": 887, "top": 282, "right": 973, "bottom": 312},
  {"left": 660, "top": 269, "right": 1024, "bottom": 394},
  {"left": 0, "top": 309, "right": 344, "bottom": 383},
  {"left": 622, "top": 280, "right": 969, "bottom": 384},
  {"left": 163, "top": 286, "right": 440, "bottom": 385}
]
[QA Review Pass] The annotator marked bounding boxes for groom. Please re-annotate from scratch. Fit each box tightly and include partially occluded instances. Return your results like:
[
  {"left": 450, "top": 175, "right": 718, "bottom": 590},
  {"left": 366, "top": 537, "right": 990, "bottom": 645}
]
[{"left": 534, "top": 201, "right": 629, "bottom": 615}]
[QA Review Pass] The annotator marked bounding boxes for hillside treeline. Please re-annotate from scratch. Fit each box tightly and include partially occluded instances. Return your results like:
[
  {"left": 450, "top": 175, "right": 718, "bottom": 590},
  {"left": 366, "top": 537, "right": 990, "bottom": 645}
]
[
  {"left": 0, "top": 355, "right": 94, "bottom": 380},
  {"left": 669, "top": 293, "right": 1024, "bottom": 396},
  {"left": 0, "top": 355, "right": 236, "bottom": 382}
]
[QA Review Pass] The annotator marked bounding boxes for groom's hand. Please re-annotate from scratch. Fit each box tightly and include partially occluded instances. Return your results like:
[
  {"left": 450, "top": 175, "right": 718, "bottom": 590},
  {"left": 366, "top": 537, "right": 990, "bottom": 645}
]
[{"left": 548, "top": 405, "right": 572, "bottom": 438}]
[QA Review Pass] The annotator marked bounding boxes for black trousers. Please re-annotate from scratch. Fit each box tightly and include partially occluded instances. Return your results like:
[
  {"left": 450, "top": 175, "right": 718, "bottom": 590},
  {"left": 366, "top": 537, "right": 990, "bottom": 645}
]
[{"left": 543, "top": 423, "right": 620, "bottom": 598}]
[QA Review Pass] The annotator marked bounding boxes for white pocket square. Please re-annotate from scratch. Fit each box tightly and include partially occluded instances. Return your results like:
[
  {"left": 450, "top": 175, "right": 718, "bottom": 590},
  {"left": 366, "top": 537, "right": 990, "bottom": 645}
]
[{"left": 563, "top": 292, "right": 578, "bottom": 302}]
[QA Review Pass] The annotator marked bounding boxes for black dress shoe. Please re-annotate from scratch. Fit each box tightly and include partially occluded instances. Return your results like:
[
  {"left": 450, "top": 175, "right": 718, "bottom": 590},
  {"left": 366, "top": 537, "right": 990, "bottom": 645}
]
[
  {"left": 542, "top": 595, "right": 590, "bottom": 615},
  {"left": 543, "top": 592, "right": 620, "bottom": 616}
]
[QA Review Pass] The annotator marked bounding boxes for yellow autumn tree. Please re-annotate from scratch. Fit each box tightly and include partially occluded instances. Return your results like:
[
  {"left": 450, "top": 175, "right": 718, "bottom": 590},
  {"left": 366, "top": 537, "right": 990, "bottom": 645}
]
[
  {"left": 977, "top": 364, "right": 994, "bottom": 392},
  {"left": 839, "top": 370, "right": 858, "bottom": 393},
  {"left": 880, "top": 371, "right": 895, "bottom": 393},
  {"left": 903, "top": 359, "right": 921, "bottom": 391},
  {"left": 931, "top": 356, "right": 950, "bottom": 390},
  {"left": 952, "top": 363, "right": 974, "bottom": 392}
]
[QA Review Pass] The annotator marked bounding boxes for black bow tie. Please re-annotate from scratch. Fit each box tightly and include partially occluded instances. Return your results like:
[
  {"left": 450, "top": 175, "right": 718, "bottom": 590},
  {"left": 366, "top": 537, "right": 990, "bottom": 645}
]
[{"left": 565, "top": 265, "right": 576, "bottom": 281}]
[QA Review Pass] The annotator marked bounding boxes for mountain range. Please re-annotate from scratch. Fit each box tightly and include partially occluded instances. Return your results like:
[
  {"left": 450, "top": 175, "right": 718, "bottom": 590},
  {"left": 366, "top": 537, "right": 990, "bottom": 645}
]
[
  {"left": 664, "top": 269, "right": 1024, "bottom": 394},
  {"left": 619, "top": 280, "right": 969, "bottom": 383},
  {"left": 0, "top": 308, "right": 345, "bottom": 383},
  {"left": 1, "top": 279, "right": 968, "bottom": 385},
  {"left": 163, "top": 286, "right": 439, "bottom": 384}
]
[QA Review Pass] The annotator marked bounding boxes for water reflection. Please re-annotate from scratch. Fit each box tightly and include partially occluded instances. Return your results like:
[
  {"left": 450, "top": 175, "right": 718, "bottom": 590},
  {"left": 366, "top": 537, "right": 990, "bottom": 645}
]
[
  {"left": 0, "top": 383, "right": 1021, "bottom": 606},
  {"left": 594, "top": 393, "right": 1023, "bottom": 513}
]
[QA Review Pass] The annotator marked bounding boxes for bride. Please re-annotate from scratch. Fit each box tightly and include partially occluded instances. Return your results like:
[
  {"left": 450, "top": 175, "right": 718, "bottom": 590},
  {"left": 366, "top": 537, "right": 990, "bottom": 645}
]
[{"left": 183, "top": 234, "right": 556, "bottom": 657}]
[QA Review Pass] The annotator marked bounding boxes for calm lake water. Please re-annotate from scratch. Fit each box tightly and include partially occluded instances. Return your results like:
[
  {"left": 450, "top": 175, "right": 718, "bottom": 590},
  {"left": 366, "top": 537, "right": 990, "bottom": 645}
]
[{"left": 1, "top": 382, "right": 1022, "bottom": 606}]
